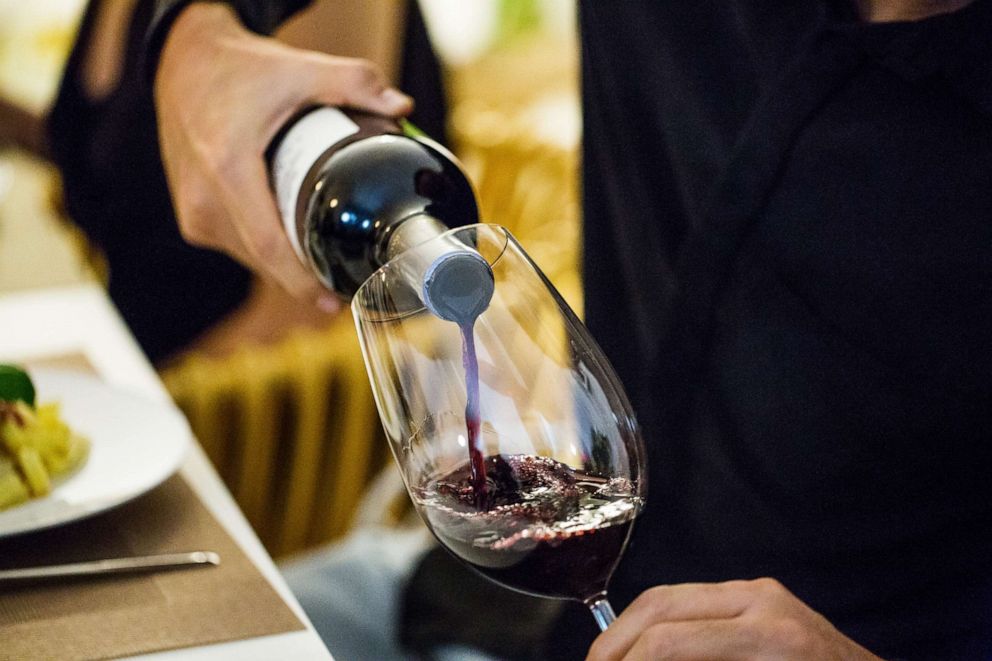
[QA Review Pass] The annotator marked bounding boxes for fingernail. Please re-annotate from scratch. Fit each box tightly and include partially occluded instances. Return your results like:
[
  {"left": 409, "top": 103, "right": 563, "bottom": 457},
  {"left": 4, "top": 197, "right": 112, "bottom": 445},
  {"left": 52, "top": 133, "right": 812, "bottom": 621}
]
[
  {"left": 380, "top": 88, "right": 412, "bottom": 111},
  {"left": 316, "top": 293, "right": 340, "bottom": 314}
]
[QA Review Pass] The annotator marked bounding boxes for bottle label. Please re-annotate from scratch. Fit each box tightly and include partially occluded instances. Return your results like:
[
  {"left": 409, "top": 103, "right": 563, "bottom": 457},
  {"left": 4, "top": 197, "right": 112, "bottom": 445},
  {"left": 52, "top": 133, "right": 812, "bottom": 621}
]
[{"left": 272, "top": 107, "right": 359, "bottom": 261}]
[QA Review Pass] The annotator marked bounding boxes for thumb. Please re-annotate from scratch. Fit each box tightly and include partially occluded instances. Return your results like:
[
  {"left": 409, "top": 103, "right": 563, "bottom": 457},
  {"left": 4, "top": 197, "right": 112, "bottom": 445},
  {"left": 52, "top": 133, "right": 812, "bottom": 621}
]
[{"left": 307, "top": 56, "right": 413, "bottom": 117}]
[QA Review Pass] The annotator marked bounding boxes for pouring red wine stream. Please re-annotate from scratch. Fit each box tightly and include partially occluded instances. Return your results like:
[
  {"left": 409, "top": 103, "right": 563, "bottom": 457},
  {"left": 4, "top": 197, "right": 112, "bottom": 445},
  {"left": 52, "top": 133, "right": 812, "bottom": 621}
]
[{"left": 459, "top": 322, "right": 487, "bottom": 507}]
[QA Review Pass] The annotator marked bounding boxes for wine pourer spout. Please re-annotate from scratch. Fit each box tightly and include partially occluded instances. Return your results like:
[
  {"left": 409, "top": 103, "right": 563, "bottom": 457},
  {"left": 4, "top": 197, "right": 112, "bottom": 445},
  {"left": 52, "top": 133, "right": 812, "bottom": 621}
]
[{"left": 384, "top": 215, "right": 495, "bottom": 323}]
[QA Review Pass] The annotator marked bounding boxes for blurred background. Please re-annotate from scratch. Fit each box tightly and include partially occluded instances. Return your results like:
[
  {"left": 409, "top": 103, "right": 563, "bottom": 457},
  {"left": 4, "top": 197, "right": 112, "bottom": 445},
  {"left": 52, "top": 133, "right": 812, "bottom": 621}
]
[{"left": 0, "top": 0, "right": 580, "bottom": 559}]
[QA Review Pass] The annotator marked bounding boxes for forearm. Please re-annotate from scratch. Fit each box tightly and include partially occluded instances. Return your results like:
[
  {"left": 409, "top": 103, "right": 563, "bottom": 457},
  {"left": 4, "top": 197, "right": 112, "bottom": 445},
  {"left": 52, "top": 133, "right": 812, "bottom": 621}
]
[
  {"left": 144, "top": 0, "right": 314, "bottom": 84},
  {"left": 0, "top": 97, "right": 46, "bottom": 158},
  {"left": 853, "top": 0, "right": 976, "bottom": 21}
]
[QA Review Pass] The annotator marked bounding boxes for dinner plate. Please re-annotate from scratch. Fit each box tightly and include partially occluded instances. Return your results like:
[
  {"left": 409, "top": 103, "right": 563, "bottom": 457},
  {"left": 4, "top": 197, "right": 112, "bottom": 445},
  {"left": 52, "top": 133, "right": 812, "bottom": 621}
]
[{"left": 0, "top": 369, "right": 192, "bottom": 537}]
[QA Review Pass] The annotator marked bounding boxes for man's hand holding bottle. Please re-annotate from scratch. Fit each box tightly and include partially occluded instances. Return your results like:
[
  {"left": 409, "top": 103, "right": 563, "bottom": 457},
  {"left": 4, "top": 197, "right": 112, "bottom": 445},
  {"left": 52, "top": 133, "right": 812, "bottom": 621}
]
[{"left": 153, "top": 2, "right": 412, "bottom": 310}]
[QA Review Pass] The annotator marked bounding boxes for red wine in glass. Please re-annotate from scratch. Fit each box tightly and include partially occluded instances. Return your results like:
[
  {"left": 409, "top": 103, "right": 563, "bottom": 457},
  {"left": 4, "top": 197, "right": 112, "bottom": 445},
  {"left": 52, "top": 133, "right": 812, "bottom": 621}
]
[
  {"left": 445, "top": 311, "right": 642, "bottom": 629},
  {"left": 415, "top": 454, "right": 641, "bottom": 616},
  {"left": 352, "top": 224, "right": 646, "bottom": 633}
]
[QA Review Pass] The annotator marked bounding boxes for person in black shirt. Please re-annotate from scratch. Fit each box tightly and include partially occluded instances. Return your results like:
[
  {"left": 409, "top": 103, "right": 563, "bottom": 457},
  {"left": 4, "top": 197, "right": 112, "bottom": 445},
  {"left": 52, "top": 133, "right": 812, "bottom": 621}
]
[{"left": 142, "top": 1, "right": 991, "bottom": 658}]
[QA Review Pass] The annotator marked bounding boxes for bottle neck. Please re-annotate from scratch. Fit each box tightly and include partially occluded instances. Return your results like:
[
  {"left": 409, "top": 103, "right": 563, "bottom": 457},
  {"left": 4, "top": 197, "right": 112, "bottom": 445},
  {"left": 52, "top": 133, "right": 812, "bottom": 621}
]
[
  {"left": 270, "top": 106, "right": 481, "bottom": 298},
  {"left": 382, "top": 215, "right": 495, "bottom": 324},
  {"left": 381, "top": 213, "right": 450, "bottom": 264}
]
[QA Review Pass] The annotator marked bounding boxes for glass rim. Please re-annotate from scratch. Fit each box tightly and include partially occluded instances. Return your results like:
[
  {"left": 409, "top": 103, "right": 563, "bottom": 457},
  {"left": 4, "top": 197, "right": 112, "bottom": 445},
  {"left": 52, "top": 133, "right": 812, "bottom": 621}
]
[{"left": 351, "top": 222, "right": 511, "bottom": 322}]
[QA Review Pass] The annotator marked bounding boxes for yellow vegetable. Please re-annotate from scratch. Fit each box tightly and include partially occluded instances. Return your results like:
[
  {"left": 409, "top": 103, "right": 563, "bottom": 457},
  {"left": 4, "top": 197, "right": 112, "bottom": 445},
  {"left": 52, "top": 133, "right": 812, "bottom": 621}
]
[
  {"left": 0, "top": 457, "right": 29, "bottom": 509},
  {"left": 0, "top": 403, "right": 33, "bottom": 453},
  {"left": 16, "top": 446, "right": 50, "bottom": 497},
  {"left": 45, "top": 433, "right": 89, "bottom": 476},
  {"left": 0, "top": 397, "right": 89, "bottom": 509}
]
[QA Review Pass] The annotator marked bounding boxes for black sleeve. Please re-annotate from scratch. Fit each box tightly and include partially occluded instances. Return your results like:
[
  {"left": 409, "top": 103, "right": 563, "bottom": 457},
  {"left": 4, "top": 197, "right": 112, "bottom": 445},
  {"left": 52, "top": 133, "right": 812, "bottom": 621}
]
[
  {"left": 143, "top": 0, "right": 314, "bottom": 85},
  {"left": 47, "top": 0, "right": 255, "bottom": 363}
]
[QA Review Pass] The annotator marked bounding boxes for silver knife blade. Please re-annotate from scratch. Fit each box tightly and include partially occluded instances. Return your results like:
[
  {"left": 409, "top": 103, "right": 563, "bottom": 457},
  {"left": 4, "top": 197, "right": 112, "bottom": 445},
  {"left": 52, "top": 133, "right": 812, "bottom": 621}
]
[{"left": 0, "top": 551, "right": 220, "bottom": 583}]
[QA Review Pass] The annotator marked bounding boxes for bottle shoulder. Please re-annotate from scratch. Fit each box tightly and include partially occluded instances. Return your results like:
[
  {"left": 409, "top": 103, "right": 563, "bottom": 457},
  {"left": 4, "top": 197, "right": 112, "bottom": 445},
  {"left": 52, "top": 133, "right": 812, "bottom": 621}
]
[{"left": 268, "top": 106, "right": 479, "bottom": 298}]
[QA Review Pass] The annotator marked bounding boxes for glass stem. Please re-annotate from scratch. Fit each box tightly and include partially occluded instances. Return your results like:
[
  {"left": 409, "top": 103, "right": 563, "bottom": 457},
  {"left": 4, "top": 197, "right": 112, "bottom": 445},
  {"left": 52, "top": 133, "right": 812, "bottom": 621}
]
[{"left": 587, "top": 595, "right": 617, "bottom": 631}]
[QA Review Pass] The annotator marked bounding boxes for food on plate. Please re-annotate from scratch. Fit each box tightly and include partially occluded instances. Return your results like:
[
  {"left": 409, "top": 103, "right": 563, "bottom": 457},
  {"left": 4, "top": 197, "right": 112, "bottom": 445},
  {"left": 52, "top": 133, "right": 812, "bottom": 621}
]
[{"left": 0, "top": 365, "right": 90, "bottom": 509}]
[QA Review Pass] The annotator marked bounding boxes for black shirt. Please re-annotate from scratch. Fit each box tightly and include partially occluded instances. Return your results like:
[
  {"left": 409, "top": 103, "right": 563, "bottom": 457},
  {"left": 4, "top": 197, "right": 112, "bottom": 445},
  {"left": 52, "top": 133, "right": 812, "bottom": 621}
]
[
  {"left": 580, "top": 1, "right": 992, "bottom": 658},
  {"left": 144, "top": 1, "right": 992, "bottom": 657},
  {"left": 49, "top": 0, "right": 252, "bottom": 364}
]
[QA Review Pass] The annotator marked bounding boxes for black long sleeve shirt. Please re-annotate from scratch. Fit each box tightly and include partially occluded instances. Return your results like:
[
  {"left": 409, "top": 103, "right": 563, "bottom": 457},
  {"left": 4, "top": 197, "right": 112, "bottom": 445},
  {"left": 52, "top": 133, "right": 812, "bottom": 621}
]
[
  {"left": 143, "top": 1, "right": 992, "bottom": 657},
  {"left": 577, "top": 2, "right": 992, "bottom": 658}
]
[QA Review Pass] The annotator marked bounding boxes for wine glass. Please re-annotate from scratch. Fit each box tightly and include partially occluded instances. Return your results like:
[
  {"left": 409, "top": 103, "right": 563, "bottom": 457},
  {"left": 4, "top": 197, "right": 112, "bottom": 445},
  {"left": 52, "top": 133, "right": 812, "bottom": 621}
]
[{"left": 352, "top": 224, "right": 647, "bottom": 631}]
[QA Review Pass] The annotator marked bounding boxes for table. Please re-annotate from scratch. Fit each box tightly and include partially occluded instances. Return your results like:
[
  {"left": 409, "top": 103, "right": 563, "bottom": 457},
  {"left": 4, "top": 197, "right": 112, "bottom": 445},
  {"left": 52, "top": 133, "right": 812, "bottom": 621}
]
[{"left": 0, "top": 283, "right": 333, "bottom": 660}]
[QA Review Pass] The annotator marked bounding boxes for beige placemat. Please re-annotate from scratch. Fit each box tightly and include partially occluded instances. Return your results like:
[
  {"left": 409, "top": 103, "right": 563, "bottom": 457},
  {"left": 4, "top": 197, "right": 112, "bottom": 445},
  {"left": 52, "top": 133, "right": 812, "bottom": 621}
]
[{"left": 0, "top": 356, "right": 305, "bottom": 660}]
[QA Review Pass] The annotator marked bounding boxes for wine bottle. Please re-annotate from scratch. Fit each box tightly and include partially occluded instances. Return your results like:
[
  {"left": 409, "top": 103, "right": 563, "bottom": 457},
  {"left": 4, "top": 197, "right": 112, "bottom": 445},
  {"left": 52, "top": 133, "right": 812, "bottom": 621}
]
[{"left": 267, "top": 107, "right": 494, "bottom": 323}]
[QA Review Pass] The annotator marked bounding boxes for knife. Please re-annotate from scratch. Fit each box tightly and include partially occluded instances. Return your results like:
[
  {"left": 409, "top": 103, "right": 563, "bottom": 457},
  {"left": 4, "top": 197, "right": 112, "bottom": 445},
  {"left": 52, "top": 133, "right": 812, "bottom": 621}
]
[{"left": 0, "top": 551, "right": 220, "bottom": 583}]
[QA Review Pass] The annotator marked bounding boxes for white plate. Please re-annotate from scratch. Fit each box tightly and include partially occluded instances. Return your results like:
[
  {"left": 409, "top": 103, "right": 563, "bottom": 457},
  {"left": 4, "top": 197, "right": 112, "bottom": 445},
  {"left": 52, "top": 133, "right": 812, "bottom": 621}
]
[{"left": 0, "top": 369, "right": 192, "bottom": 537}]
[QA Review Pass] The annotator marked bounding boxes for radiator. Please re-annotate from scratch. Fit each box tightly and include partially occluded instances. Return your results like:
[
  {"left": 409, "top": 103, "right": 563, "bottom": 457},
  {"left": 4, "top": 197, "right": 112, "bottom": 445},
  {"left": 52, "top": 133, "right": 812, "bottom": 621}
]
[{"left": 161, "top": 315, "right": 390, "bottom": 558}]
